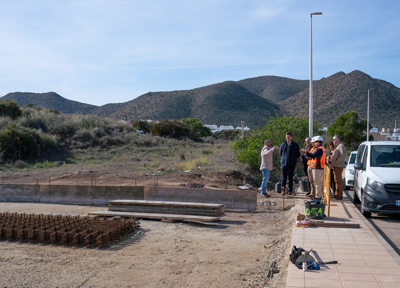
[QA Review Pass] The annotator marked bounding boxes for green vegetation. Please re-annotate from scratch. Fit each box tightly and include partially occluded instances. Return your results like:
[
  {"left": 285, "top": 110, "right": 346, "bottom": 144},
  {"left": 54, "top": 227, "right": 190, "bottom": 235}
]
[
  {"left": 0, "top": 100, "right": 22, "bottom": 119},
  {"left": 232, "top": 116, "right": 322, "bottom": 172},
  {"left": 133, "top": 118, "right": 211, "bottom": 141},
  {"left": 327, "top": 110, "right": 372, "bottom": 150}
]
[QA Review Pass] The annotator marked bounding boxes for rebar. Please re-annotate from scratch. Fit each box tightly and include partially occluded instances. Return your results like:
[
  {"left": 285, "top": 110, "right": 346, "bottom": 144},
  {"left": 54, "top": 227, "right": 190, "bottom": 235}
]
[{"left": 0, "top": 212, "right": 140, "bottom": 248}]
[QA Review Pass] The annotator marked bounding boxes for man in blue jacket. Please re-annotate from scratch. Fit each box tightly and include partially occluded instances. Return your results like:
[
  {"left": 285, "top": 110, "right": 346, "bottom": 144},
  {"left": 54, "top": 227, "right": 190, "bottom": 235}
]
[{"left": 279, "top": 132, "right": 301, "bottom": 195}]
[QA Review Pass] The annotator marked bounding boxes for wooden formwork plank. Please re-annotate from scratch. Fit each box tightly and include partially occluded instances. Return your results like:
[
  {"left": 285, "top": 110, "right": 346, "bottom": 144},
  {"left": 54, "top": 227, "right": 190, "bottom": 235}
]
[
  {"left": 109, "top": 199, "right": 224, "bottom": 208},
  {"left": 89, "top": 211, "right": 223, "bottom": 222},
  {"left": 108, "top": 205, "right": 224, "bottom": 216},
  {"left": 143, "top": 186, "right": 256, "bottom": 210}
]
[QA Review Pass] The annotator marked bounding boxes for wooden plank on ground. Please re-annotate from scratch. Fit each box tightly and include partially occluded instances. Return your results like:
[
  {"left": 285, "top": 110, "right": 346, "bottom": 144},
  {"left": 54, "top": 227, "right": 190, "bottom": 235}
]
[
  {"left": 88, "top": 211, "right": 223, "bottom": 222},
  {"left": 109, "top": 199, "right": 224, "bottom": 208},
  {"left": 108, "top": 200, "right": 225, "bottom": 216}
]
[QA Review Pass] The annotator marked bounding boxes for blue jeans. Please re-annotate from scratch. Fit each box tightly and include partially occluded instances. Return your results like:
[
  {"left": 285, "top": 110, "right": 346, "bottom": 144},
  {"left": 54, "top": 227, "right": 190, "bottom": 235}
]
[{"left": 261, "top": 169, "right": 272, "bottom": 195}]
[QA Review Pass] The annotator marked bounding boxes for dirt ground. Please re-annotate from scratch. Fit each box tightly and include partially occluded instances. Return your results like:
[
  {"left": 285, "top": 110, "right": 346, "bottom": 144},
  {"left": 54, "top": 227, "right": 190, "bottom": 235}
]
[{"left": 0, "top": 190, "right": 296, "bottom": 288}]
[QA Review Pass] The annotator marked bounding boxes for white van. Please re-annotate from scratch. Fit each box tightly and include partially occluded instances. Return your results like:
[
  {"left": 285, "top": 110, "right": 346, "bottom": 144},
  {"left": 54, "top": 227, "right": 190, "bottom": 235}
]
[{"left": 353, "top": 141, "right": 400, "bottom": 217}]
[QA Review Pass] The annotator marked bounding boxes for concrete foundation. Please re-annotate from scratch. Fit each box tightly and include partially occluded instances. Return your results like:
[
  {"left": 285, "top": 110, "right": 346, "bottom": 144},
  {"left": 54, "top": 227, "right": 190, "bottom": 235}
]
[{"left": 0, "top": 184, "right": 256, "bottom": 210}]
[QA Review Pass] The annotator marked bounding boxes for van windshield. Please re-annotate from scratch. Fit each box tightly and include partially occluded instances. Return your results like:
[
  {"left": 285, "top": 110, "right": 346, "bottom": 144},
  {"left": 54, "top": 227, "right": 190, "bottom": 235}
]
[
  {"left": 370, "top": 145, "right": 400, "bottom": 167},
  {"left": 349, "top": 153, "right": 357, "bottom": 164}
]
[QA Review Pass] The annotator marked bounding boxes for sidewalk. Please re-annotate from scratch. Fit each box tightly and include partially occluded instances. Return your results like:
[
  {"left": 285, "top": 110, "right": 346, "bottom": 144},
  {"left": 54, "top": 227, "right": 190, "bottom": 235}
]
[{"left": 286, "top": 191, "right": 400, "bottom": 288}]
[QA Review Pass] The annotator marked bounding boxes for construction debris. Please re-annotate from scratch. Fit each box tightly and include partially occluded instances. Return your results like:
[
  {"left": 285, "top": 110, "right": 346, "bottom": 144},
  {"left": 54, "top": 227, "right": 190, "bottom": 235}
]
[
  {"left": 0, "top": 212, "right": 140, "bottom": 248},
  {"left": 179, "top": 183, "right": 204, "bottom": 188}
]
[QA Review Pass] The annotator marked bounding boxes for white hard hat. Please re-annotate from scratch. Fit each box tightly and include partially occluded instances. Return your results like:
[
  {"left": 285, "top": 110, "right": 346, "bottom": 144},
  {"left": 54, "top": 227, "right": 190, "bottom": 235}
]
[
  {"left": 314, "top": 135, "right": 323, "bottom": 142},
  {"left": 311, "top": 137, "right": 316, "bottom": 143}
]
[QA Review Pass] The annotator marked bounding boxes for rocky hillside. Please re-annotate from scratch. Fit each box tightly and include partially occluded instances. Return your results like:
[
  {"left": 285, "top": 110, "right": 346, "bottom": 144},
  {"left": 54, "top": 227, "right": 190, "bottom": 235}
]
[
  {"left": 279, "top": 70, "right": 400, "bottom": 127},
  {"left": 2, "top": 70, "right": 400, "bottom": 128},
  {"left": 108, "top": 81, "right": 282, "bottom": 127},
  {"left": 237, "top": 75, "right": 309, "bottom": 103},
  {"left": 0, "top": 92, "right": 97, "bottom": 114}
]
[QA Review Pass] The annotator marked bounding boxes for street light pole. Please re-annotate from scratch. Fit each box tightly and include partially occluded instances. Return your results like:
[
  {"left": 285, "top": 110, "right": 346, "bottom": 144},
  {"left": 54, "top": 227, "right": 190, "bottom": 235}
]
[
  {"left": 367, "top": 89, "right": 373, "bottom": 141},
  {"left": 309, "top": 12, "right": 322, "bottom": 138}
]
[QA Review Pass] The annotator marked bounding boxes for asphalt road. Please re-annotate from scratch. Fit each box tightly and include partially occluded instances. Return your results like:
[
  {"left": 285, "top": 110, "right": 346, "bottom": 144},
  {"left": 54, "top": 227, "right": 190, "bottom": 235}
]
[{"left": 345, "top": 189, "right": 400, "bottom": 256}]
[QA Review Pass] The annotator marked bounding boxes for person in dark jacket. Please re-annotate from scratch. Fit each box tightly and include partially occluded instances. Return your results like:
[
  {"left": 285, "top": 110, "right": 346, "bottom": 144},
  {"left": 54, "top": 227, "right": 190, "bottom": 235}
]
[{"left": 279, "top": 132, "right": 301, "bottom": 195}]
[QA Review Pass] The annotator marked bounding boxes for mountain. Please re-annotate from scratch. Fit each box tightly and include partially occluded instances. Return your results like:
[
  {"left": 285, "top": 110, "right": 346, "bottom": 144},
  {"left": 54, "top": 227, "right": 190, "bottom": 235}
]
[
  {"left": 237, "top": 75, "right": 309, "bottom": 103},
  {"left": 107, "top": 81, "right": 282, "bottom": 127},
  {"left": 279, "top": 70, "right": 400, "bottom": 127},
  {"left": 0, "top": 92, "right": 98, "bottom": 114},
  {"left": 2, "top": 70, "right": 400, "bottom": 128}
]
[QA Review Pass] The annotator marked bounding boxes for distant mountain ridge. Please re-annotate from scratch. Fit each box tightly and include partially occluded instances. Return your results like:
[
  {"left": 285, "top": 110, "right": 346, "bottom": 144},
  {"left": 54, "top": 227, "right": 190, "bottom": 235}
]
[
  {"left": 2, "top": 70, "right": 400, "bottom": 128},
  {"left": 1, "top": 92, "right": 97, "bottom": 114}
]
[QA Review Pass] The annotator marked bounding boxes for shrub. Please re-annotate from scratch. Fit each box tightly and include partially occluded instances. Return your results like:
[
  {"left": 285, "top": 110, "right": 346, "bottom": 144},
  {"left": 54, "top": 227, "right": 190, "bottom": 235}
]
[
  {"left": 132, "top": 121, "right": 153, "bottom": 133},
  {"left": 0, "top": 100, "right": 22, "bottom": 119},
  {"left": 150, "top": 120, "right": 191, "bottom": 139},
  {"left": 181, "top": 118, "right": 212, "bottom": 139},
  {"left": 0, "top": 124, "right": 41, "bottom": 161}
]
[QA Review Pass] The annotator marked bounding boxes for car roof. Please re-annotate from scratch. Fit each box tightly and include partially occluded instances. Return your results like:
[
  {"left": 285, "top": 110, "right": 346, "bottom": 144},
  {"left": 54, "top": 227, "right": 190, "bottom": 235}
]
[
  {"left": 360, "top": 141, "right": 400, "bottom": 146},
  {"left": 350, "top": 151, "right": 357, "bottom": 154}
]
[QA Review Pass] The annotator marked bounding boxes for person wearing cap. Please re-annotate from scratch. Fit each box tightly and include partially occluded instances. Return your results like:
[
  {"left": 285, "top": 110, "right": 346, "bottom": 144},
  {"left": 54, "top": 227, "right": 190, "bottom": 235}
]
[
  {"left": 300, "top": 136, "right": 326, "bottom": 200},
  {"left": 259, "top": 139, "right": 279, "bottom": 198}
]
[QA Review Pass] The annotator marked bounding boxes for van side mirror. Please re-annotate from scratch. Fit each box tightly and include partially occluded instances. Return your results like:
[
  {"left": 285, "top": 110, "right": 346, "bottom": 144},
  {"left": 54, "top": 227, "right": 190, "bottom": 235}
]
[{"left": 354, "top": 163, "right": 364, "bottom": 170}]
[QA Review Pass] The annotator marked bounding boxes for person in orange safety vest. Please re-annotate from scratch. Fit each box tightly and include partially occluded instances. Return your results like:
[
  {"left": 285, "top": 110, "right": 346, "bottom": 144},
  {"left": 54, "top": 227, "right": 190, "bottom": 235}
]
[{"left": 300, "top": 136, "right": 326, "bottom": 200}]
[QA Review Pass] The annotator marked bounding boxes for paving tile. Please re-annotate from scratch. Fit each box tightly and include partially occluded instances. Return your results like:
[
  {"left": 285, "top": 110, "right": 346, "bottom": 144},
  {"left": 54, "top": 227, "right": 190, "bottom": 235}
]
[
  {"left": 287, "top": 270, "right": 305, "bottom": 279},
  {"left": 337, "top": 265, "right": 372, "bottom": 274},
  {"left": 363, "top": 255, "right": 394, "bottom": 262},
  {"left": 357, "top": 245, "right": 387, "bottom": 251},
  {"left": 367, "top": 261, "right": 399, "bottom": 268},
  {"left": 371, "top": 267, "right": 400, "bottom": 275},
  {"left": 334, "top": 253, "right": 365, "bottom": 261},
  {"left": 304, "top": 270, "right": 340, "bottom": 279},
  {"left": 286, "top": 275, "right": 305, "bottom": 287},
  {"left": 305, "top": 278, "right": 343, "bottom": 288},
  {"left": 337, "top": 260, "right": 369, "bottom": 267},
  {"left": 342, "top": 280, "right": 381, "bottom": 288},
  {"left": 360, "top": 249, "right": 392, "bottom": 256},
  {"left": 339, "top": 272, "right": 376, "bottom": 281},
  {"left": 331, "top": 248, "right": 362, "bottom": 255},
  {"left": 375, "top": 283, "right": 400, "bottom": 288},
  {"left": 376, "top": 274, "right": 400, "bottom": 282}
]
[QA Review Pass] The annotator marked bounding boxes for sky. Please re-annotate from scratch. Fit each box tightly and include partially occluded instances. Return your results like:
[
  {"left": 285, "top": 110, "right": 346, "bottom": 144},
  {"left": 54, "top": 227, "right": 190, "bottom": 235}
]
[{"left": 0, "top": 0, "right": 399, "bottom": 106}]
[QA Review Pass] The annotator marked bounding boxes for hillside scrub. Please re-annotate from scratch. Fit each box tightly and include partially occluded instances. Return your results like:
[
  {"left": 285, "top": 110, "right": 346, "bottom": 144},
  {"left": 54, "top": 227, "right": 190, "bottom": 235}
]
[
  {"left": 133, "top": 118, "right": 212, "bottom": 140},
  {"left": 0, "top": 103, "right": 134, "bottom": 161}
]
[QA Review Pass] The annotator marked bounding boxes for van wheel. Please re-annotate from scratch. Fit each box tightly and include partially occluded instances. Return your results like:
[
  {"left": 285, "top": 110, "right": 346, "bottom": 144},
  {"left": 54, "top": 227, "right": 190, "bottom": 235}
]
[
  {"left": 352, "top": 190, "right": 361, "bottom": 204},
  {"left": 361, "top": 194, "right": 372, "bottom": 218}
]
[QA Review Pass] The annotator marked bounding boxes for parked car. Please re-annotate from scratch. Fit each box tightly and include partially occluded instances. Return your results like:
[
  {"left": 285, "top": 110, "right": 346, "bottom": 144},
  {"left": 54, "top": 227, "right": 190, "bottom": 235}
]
[
  {"left": 353, "top": 141, "right": 400, "bottom": 217},
  {"left": 370, "top": 128, "right": 379, "bottom": 133},
  {"left": 344, "top": 151, "right": 357, "bottom": 190}
]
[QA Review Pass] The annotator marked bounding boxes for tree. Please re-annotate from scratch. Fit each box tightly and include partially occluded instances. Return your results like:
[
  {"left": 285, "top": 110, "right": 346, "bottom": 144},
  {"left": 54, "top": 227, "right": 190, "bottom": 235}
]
[
  {"left": 232, "top": 116, "right": 322, "bottom": 170},
  {"left": 181, "top": 118, "right": 212, "bottom": 139},
  {"left": 327, "top": 111, "right": 372, "bottom": 150}
]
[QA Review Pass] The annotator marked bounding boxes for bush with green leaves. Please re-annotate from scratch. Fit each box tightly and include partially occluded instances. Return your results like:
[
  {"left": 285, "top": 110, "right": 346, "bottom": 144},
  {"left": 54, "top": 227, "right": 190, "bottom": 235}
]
[
  {"left": 0, "top": 124, "right": 42, "bottom": 161},
  {"left": 0, "top": 100, "right": 22, "bottom": 119},
  {"left": 181, "top": 118, "right": 212, "bottom": 139},
  {"left": 132, "top": 120, "right": 153, "bottom": 133},
  {"left": 150, "top": 120, "right": 191, "bottom": 139},
  {"left": 212, "top": 129, "right": 244, "bottom": 141},
  {"left": 232, "top": 116, "right": 322, "bottom": 170},
  {"left": 327, "top": 110, "right": 372, "bottom": 150}
]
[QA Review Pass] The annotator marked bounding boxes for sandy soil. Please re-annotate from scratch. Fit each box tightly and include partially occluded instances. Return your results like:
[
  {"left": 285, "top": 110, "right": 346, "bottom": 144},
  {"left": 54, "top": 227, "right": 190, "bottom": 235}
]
[{"left": 0, "top": 191, "right": 296, "bottom": 288}]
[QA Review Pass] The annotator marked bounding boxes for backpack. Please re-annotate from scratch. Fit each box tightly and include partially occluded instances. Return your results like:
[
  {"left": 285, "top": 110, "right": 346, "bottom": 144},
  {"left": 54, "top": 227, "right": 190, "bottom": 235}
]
[{"left": 289, "top": 245, "right": 304, "bottom": 264}]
